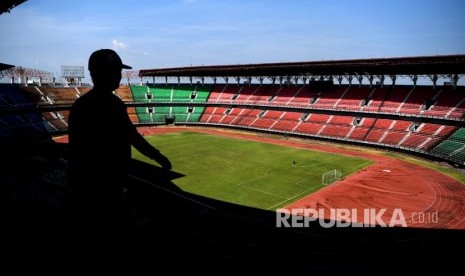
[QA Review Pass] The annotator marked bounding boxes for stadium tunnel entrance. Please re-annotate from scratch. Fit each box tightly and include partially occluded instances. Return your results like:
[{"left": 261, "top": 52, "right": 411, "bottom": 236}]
[{"left": 165, "top": 114, "right": 175, "bottom": 125}]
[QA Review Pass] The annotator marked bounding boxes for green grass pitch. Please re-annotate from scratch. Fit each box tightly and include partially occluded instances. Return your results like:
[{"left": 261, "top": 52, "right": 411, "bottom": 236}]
[{"left": 132, "top": 131, "right": 373, "bottom": 210}]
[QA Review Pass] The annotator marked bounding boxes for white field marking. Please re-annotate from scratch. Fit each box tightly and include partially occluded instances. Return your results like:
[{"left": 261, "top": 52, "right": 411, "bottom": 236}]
[
  {"left": 266, "top": 184, "right": 324, "bottom": 210},
  {"left": 169, "top": 149, "right": 299, "bottom": 201},
  {"left": 236, "top": 183, "right": 289, "bottom": 200},
  {"left": 294, "top": 177, "right": 316, "bottom": 188},
  {"left": 267, "top": 160, "right": 373, "bottom": 210},
  {"left": 235, "top": 169, "right": 289, "bottom": 200},
  {"left": 295, "top": 163, "right": 321, "bottom": 168},
  {"left": 403, "top": 173, "right": 438, "bottom": 222},
  {"left": 154, "top": 135, "right": 371, "bottom": 209},
  {"left": 341, "top": 160, "right": 373, "bottom": 177}
]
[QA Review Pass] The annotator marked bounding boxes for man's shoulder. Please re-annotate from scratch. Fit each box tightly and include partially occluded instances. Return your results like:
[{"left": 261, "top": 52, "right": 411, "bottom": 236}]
[
  {"left": 70, "top": 90, "right": 125, "bottom": 111},
  {"left": 110, "top": 92, "right": 124, "bottom": 102},
  {"left": 110, "top": 93, "right": 126, "bottom": 108},
  {"left": 70, "top": 91, "right": 93, "bottom": 109}
]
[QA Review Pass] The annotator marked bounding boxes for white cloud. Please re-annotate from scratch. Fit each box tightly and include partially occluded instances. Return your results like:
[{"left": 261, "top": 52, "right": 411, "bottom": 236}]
[{"left": 112, "top": 39, "right": 128, "bottom": 50}]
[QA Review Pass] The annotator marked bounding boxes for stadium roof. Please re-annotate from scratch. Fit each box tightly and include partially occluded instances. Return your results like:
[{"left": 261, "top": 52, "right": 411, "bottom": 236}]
[
  {"left": 0, "top": 63, "right": 15, "bottom": 71},
  {"left": 139, "top": 54, "right": 465, "bottom": 78},
  {"left": 0, "top": 0, "right": 27, "bottom": 15}
]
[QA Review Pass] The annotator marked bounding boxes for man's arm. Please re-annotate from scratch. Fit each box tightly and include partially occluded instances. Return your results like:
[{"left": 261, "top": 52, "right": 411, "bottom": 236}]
[{"left": 128, "top": 123, "right": 172, "bottom": 170}]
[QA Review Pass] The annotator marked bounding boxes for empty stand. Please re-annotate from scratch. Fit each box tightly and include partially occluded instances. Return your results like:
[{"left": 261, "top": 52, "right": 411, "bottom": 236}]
[
  {"left": 5, "top": 82, "right": 465, "bottom": 165},
  {"left": 131, "top": 84, "right": 212, "bottom": 124},
  {"left": 115, "top": 86, "right": 134, "bottom": 102},
  {"left": 0, "top": 84, "right": 51, "bottom": 142}
]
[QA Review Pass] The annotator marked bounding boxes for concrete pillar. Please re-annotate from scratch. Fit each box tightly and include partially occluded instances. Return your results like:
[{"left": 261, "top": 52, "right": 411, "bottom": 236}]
[
  {"left": 452, "top": 74, "right": 459, "bottom": 90},
  {"left": 346, "top": 75, "right": 353, "bottom": 87},
  {"left": 302, "top": 76, "right": 307, "bottom": 85},
  {"left": 390, "top": 75, "right": 396, "bottom": 88},
  {"left": 357, "top": 75, "right": 363, "bottom": 88},
  {"left": 430, "top": 74, "right": 438, "bottom": 89},
  {"left": 270, "top": 76, "right": 276, "bottom": 85},
  {"left": 410, "top": 75, "right": 418, "bottom": 88},
  {"left": 379, "top": 75, "right": 385, "bottom": 88},
  {"left": 337, "top": 75, "right": 343, "bottom": 87}
]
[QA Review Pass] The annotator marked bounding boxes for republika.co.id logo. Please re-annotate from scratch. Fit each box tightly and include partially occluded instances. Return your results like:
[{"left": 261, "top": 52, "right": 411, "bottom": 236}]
[{"left": 276, "top": 208, "right": 438, "bottom": 228}]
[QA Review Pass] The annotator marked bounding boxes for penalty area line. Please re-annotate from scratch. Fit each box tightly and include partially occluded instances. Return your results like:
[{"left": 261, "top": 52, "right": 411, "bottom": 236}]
[
  {"left": 235, "top": 169, "right": 288, "bottom": 200},
  {"left": 266, "top": 184, "right": 323, "bottom": 211},
  {"left": 236, "top": 183, "right": 288, "bottom": 200}
]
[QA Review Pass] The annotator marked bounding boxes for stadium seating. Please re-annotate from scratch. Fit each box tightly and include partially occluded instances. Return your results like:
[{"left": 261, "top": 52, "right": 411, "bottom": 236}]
[
  {"left": 6, "top": 82, "right": 464, "bottom": 165},
  {"left": 115, "top": 85, "right": 134, "bottom": 102},
  {"left": 130, "top": 84, "right": 212, "bottom": 124},
  {"left": 430, "top": 127, "right": 465, "bottom": 163},
  {"left": 195, "top": 84, "right": 463, "bottom": 164},
  {"left": 0, "top": 84, "right": 50, "bottom": 142}
]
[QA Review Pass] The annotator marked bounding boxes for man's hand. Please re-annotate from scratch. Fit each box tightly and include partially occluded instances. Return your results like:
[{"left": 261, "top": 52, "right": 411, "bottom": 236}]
[
  {"left": 153, "top": 153, "right": 172, "bottom": 170},
  {"left": 147, "top": 147, "right": 172, "bottom": 170}
]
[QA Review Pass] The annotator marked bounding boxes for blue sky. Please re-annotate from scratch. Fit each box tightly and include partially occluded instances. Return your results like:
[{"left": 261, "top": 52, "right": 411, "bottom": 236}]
[{"left": 1, "top": 0, "right": 464, "bottom": 83}]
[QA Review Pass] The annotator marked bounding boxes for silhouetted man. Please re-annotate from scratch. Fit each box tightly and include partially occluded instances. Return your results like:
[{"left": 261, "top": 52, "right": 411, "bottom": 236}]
[{"left": 68, "top": 49, "right": 171, "bottom": 229}]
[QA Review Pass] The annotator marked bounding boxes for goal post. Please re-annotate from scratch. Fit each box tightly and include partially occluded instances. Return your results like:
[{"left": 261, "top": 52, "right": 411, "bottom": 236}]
[{"left": 322, "top": 169, "right": 342, "bottom": 185}]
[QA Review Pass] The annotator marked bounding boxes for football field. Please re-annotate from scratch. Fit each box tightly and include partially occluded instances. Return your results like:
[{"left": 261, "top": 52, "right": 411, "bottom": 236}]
[{"left": 132, "top": 131, "right": 373, "bottom": 210}]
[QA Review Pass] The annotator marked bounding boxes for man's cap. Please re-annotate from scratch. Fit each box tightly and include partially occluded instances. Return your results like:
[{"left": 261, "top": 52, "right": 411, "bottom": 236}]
[{"left": 88, "top": 49, "right": 132, "bottom": 72}]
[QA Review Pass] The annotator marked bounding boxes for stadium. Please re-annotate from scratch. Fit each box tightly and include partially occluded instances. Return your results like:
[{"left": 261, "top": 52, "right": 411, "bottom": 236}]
[{"left": 1, "top": 0, "right": 465, "bottom": 273}]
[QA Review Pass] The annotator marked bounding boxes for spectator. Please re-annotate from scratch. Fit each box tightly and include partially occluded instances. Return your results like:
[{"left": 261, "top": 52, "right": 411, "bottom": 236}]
[{"left": 67, "top": 49, "right": 171, "bottom": 230}]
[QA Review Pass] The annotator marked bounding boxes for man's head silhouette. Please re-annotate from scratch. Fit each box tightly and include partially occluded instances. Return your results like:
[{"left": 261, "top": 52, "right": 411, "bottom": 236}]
[{"left": 88, "top": 49, "right": 132, "bottom": 91}]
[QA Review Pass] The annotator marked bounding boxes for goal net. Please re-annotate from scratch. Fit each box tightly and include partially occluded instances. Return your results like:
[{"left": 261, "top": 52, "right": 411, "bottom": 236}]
[{"left": 322, "top": 169, "right": 342, "bottom": 185}]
